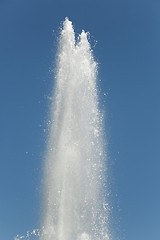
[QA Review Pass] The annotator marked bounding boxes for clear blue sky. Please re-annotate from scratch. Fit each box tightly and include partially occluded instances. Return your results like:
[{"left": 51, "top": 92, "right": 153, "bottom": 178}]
[{"left": 0, "top": 0, "right": 160, "bottom": 239}]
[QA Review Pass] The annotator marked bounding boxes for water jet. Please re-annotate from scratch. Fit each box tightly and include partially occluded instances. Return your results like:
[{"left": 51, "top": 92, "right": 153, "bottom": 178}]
[{"left": 40, "top": 18, "right": 109, "bottom": 240}]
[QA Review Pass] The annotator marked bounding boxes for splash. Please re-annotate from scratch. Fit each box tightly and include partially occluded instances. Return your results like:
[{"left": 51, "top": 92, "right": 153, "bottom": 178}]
[
  {"left": 41, "top": 18, "right": 109, "bottom": 240},
  {"left": 14, "top": 229, "right": 40, "bottom": 240}
]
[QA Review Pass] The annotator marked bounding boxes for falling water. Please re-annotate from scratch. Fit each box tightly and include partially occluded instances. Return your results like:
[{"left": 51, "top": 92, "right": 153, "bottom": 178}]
[{"left": 41, "top": 18, "right": 109, "bottom": 240}]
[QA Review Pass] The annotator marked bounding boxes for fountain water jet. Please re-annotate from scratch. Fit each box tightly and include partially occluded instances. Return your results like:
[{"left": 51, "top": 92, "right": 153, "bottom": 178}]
[{"left": 41, "top": 18, "right": 109, "bottom": 240}]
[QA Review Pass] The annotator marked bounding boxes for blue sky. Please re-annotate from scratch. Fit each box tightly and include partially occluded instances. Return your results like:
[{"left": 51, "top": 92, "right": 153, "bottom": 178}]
[{"left": 0, "top": 0, "right": 160, "bottom": 239}]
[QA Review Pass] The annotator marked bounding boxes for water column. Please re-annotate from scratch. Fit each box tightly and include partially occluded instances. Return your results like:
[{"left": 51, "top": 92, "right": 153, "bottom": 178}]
[{"left": 41, "top": 18, "right": 109, "bottom": 240}]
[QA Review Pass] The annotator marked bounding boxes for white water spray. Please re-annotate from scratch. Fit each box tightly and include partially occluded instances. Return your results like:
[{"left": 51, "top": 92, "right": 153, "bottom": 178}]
[{"left": 41, "top": 18, "right": 109, "bottom": 240}]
